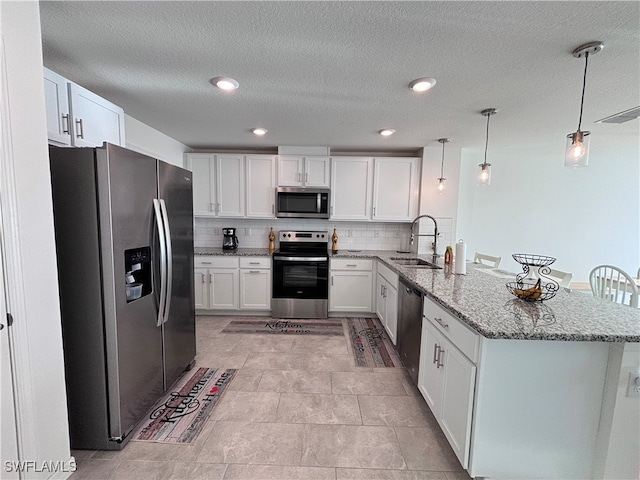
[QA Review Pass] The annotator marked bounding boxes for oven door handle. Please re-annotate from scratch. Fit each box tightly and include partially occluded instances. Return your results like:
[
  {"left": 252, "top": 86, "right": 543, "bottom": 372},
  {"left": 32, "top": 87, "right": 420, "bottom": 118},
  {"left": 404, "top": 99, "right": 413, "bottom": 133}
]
[{"left": 275, "top": 256, "right": 328, "bottom": 262}]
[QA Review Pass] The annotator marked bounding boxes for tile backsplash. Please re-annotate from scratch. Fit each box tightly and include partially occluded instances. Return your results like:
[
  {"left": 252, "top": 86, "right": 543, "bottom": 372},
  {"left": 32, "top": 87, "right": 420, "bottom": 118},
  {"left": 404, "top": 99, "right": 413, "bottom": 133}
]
[{"left": 195, "top": 217, "right": 453, "bottom": 254}]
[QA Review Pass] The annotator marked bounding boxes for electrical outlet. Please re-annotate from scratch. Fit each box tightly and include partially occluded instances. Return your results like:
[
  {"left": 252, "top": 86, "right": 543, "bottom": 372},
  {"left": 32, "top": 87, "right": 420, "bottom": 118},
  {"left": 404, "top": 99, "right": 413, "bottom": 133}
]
[
  {"left": 348, "top": 229, "right": 353, "bottom": 238},
  {"left": 374, "top": 230, "right": 379, "bottom": 238},
  {"left": 627, "top": 372, "right": 640, "bottom": 398},
  {"left": 245, "top": 228, "right": 251, "bottom": 236},
  {"left": 214, "top": 228, "right": 221, "bottom": 235}
]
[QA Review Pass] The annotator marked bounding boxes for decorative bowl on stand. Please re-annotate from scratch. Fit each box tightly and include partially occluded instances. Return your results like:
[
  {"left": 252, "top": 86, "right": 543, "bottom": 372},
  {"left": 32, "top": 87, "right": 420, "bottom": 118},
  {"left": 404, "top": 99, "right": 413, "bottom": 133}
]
[{"left": 506, "top": 254, "right": 559, "bottom": 302}]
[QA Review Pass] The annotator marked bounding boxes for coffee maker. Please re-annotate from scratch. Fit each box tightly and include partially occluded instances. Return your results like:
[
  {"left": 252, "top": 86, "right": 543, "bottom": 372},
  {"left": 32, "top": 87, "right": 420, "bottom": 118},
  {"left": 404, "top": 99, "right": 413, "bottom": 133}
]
[{"left": 222, "top": 227, "right": 239, "bottom": 250}]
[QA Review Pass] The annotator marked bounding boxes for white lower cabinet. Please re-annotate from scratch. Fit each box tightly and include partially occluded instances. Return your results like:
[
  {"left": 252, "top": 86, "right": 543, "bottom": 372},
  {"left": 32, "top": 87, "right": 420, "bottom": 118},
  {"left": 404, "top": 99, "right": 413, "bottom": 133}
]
[
  {"left": 329, "top": 258, "right": 373, "bottom": 312},
  {"left": 195, "top": 256, "right": 271, "bottom": 312},
  {"left": 418, "top": 297, "right": 478, "bottom": 469},
  {"left": 375, "top": 262, "right": 398, "bottom": 344},
  {"left": 195, "top": 256, "right": 239, "bottom": 310},
  {"left": 239, "top": 257, "right": 271, "bottom": 310}
]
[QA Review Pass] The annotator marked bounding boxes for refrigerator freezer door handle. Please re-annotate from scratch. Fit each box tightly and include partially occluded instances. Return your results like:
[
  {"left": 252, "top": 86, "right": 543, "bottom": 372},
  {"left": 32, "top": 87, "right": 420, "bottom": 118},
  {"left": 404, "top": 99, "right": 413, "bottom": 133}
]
[
  {"left": 159, "top": 199, "right": 173, "bottom": 324},
  {"left": 153, "top": 199, "right": 167, "bottom": 327}
]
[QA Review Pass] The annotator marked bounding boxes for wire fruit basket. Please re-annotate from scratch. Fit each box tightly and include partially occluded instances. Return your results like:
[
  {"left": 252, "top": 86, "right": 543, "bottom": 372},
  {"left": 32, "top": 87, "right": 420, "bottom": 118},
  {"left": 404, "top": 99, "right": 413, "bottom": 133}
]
[{"left": 506, "top": 254, "right": 559, "bottom": 302}]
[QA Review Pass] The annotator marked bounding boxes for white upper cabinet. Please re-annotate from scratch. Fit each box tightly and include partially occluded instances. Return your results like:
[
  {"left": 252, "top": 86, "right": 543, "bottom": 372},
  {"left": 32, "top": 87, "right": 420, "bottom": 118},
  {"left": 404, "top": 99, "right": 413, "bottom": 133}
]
[
  {"left": 330, "top": 157, "right": 374, "bottom": 220},
  {"left": 372, "top": 157, "right": 420, "bottom": 222},
  {"left": 189, "top": 153, "right": 216, "bottom": 215},
  {"left": 43, "top": 67, "right": 71, "bottom": 145},
  {"left": 245, "top": 155, "right": 276, "bottom": 218},
  {"left": 278, "top": 155, "right": 330, "bottom": 187},
  {"left": 216, "top": 154, "right": 245, "bottom": 217},
  {"left": 43, "top": 67, "right": 125, "bottom": 147},
  {"left": 186, "top": 153, "right": 244, "bottom": 217},
  {"left": 331, "top": 156, "right": 420, "bottom": 222}
]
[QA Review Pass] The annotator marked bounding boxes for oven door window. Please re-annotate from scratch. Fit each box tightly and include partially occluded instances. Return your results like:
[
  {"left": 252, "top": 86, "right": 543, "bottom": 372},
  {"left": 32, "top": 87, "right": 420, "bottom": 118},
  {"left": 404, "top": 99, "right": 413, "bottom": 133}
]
[{"left": 273, "top": 259, "right": 328, "bottom": 299}]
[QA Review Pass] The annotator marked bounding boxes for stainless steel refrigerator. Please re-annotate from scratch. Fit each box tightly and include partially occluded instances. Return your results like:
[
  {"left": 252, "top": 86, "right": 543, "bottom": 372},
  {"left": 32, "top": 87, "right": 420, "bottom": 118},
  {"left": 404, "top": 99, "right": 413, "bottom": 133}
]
[{"left": 49, "top": 143, "right": 196, "bottom": 450}]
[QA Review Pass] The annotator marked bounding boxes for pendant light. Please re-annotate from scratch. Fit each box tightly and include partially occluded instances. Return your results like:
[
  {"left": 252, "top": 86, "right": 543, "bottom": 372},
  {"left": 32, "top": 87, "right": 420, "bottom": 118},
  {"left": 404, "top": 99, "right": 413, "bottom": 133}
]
[
  {"left": 478, "top": 108, "right": 497, "bottom": 186},
  {"left": 437, "top": 138, "right": 449, "bottom": 192},
  {"left": 565, "top": 41, "right": 603, "bottom": 168}
]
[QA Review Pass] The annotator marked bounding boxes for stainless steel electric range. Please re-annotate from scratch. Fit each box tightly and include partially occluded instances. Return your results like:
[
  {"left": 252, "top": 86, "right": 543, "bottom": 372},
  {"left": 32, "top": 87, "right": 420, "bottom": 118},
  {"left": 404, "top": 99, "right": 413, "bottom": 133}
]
[{"left": 272, "top": 230, "right": 329, "bottom": 318}]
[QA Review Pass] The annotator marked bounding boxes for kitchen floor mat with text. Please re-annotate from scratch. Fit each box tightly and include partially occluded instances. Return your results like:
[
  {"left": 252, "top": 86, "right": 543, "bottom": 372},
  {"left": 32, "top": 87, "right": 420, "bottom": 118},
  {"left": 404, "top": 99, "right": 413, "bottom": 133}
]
[
  {"left": 131, "top": 366, "right": 236, "bottom": 444},
  {"left": 346, "top": 317, "right": 403, "bottom": 368}
]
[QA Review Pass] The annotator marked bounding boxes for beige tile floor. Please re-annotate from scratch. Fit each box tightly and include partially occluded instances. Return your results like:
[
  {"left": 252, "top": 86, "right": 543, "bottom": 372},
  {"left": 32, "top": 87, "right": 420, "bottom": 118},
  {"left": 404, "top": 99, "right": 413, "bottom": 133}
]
[{"left": 70, "top": 316, "right": 472, "bottom": 480}]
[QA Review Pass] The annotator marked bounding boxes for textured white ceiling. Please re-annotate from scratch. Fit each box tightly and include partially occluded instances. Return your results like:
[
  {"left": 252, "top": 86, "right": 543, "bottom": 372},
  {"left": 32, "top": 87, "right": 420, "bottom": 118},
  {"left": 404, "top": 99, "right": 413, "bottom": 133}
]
[{"left": 39, "top": 1, "right": 640, "bottom": 152}]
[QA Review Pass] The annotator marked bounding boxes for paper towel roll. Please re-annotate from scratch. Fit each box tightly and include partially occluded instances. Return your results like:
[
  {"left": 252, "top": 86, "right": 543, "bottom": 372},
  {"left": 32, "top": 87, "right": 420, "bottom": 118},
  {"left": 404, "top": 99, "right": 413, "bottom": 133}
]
[{"left": 454, "top": 240, "right": 466, "bottom": 275}]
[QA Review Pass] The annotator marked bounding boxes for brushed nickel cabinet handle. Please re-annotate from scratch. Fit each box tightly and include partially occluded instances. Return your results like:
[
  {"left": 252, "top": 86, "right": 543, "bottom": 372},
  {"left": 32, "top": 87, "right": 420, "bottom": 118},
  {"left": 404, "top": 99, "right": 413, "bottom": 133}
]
[
  {"left": 75, "top": 118, "right": 84, "bottom": 139},
  {"left": 434, "top": 317, "right": 449, "bottom": 329},
  {"left": 62, "top": 113, "right": 70, "bottom": 134}
]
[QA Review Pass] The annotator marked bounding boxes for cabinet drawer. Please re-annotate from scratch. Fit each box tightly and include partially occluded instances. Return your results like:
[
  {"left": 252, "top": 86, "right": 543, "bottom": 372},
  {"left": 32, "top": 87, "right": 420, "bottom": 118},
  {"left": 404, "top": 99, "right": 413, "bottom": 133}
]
[
  {"left": 376, "top": 261, "right": 398, "bottom": 287},
  {"left": 423, "top": 298, "right": 479, "bottom": 363},
  {"left": 331, "top": 258, "right": 373, "bottom": 271},
  {"left": 195, "top": 256, "right": 239, "bottom": 268},
  {"left": 239, "top": 256, "right": 271, "bottom": 269}
]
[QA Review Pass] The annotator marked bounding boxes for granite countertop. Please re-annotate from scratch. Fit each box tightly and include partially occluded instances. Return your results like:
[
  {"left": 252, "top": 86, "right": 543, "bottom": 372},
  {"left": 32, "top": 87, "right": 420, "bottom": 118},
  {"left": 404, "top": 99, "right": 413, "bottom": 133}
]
[
  {"left": 194, "top": 247, "right": 639, "bottom": 342},
  {"left": 195, "top": 247, "right": 272, "bottom": 256},
  {"left": 331, "top": 250, "right": 640, "bottom": 343}
]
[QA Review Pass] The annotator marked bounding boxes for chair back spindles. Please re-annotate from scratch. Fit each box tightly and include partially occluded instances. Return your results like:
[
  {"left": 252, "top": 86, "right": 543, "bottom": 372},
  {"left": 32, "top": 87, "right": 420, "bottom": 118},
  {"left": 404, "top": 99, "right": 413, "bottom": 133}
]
[{"left": 589, "top": 265, "right": 639, "bottom": 308}]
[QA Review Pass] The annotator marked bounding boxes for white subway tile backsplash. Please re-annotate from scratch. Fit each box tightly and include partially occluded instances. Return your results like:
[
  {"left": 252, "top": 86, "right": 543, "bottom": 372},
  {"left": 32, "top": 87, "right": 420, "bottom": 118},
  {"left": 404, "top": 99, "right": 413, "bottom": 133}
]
[{"left": 194, "top": 217, "right": 413, "bottom": 251}]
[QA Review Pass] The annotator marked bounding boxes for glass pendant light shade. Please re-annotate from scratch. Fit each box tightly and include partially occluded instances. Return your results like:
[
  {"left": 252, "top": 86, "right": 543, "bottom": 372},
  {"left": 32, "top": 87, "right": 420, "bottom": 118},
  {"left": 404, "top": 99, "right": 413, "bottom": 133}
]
[
  {"left": 564, "top": 130, "right": 590, "bottom": 167},
  {"left": 477, "top": 163, "right": 491, "bottom": 186},
  {"left": 564, "top": 41, "right": 602, "bottom": 167},
  {"left": 437, "top": 138, "right": 449, "bottom": 193},
  {"left": 478, "top": 109, "right": 497, "bottom": 186}
]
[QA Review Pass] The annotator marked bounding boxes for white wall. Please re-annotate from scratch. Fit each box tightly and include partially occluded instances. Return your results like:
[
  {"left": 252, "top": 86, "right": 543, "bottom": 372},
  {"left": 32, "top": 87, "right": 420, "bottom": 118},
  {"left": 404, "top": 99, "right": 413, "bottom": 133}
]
[
  {"left": 413, "top": 146, "right": 461, "bottom": 255},
  {"left": 125, "top": 114, "right": 189, "bottom": 167},
  {"left": 0, "top": 1, "right": 71, "bottom": 477},
  {"left": 456, "top": 132, "right": 639, "bottom": 282}
]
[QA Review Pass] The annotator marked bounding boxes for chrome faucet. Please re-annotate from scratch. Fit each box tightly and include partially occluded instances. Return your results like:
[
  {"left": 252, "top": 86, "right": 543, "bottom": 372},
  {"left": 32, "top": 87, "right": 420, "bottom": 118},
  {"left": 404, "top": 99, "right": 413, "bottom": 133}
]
[{"left": 410, "top": 215, "right": 439, "bottom": 258}]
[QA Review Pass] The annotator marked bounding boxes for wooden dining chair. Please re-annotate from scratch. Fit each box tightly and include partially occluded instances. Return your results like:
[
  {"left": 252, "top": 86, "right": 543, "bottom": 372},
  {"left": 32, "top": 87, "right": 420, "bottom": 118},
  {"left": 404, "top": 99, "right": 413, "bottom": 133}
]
[
  {"left": 589, "top": 265, "right": 639, "bottom": 308},
  {"left": 531, "top": 267, "right": 573, "bottom": 288},
  {"left": 473, "top": 252, "right": 502, "bottom": 268}
]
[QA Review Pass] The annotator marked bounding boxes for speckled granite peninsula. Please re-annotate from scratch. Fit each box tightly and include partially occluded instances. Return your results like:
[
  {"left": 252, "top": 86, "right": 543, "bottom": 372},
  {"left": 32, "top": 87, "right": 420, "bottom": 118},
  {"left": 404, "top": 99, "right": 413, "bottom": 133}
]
[{"left": 331, "top": 250, "right": 639, "bottom": 342}]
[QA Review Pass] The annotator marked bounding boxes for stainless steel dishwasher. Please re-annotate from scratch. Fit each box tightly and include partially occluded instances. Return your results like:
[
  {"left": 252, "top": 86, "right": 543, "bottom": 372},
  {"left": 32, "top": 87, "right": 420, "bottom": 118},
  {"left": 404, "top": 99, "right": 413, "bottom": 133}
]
[{"left": 397, "top": 278, "right": 424, "bottom": 385}]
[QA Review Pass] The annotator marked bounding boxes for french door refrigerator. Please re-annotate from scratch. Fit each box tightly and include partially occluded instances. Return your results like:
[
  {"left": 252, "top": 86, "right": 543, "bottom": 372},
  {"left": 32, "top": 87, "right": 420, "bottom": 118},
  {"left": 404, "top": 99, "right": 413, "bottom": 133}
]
[{"left": 49, "top": 143, "right": 196, "bottom": 450}]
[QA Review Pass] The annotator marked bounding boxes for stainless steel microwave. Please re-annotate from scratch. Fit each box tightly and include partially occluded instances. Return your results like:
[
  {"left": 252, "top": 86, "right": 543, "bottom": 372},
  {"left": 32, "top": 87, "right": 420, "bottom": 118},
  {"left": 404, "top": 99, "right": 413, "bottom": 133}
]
[{"left": 275, "top": 187, "right": 330, "bottom": 219}]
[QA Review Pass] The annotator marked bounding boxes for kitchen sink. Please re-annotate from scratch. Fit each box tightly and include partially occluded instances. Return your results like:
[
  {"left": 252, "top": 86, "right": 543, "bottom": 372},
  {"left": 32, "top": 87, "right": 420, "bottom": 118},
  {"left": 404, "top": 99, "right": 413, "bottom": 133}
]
[{"left": 390, "top": 257, "right": 442, "bottom": 269}]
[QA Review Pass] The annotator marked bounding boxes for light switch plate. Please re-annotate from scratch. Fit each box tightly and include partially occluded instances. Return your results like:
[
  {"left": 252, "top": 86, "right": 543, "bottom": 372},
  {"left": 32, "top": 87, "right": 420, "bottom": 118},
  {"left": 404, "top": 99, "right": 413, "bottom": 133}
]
[{"left": 626, "top": 372, "right": 640, "bottom": 398}]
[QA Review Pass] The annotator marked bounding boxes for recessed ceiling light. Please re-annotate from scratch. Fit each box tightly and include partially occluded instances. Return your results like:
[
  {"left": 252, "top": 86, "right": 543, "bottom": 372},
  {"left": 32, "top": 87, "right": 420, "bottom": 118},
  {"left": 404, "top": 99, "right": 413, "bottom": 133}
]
[
  {"left": 210, "top": 76, "right": 239, "bottom": 91},
  {"left": 379, "top": 129, "right": 395, "bottom": 136},
  {"left": 409, "top": 77, "right": 436, "bottom": 92},
  {"left": 252, "top": 127, "right": 268, "bottom": 136}
]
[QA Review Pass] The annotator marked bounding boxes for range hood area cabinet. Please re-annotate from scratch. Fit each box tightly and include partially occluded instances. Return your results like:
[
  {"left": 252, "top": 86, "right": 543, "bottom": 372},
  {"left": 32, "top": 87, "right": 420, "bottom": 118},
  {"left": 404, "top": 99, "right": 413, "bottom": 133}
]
[
  {"left": 186, "top": 153, "right": 276, "bottom": 218},
  {"left": 277, "top": 155, "right": 330, "bottom": 187},
  {"left": 330, "top": 156, "right": 420, "bottom": 222},
  {"left": 43, "top": 67, "right": 125, "bottom": 148}
]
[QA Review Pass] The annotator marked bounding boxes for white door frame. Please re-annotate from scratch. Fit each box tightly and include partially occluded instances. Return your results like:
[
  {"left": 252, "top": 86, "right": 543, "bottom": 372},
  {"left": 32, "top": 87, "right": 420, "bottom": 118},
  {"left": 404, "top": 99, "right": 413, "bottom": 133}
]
[{"left": 0, "top": 33, "right": 39, "bottom": 476}]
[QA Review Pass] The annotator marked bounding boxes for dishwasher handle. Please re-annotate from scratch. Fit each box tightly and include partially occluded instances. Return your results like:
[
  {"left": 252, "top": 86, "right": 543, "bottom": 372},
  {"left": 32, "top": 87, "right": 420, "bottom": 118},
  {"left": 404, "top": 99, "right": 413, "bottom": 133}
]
[{"left": 402, "top": 281, "right": 423, "bottom": 298}]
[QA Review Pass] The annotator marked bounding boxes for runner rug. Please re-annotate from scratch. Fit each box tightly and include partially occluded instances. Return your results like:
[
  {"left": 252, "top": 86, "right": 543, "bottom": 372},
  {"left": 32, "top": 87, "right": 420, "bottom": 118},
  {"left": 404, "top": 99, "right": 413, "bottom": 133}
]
[
  {"left": 131, "top": 367, "right": 236, "bottom": 444},
  {"left": 347, "top": 318, "right": 403, "bottom": 368},
  {"left": 222, "top": 318, "right": 344, "bottom": 336}
]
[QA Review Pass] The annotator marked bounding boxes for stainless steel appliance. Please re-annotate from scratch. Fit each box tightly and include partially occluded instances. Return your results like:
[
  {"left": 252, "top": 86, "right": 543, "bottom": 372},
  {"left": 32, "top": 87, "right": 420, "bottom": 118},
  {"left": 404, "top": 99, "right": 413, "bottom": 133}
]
[
  {"left": 222, "top": 227, "right": 239, "bottom": 250},
  {"left": 272, "top": 231, "right": 329, "bottom": 318},
  {"left": 275, "top": 187, "right": 330, "bottom": 219},
  {"left": 49, "top": 143, "right": 196, "bottom": 450},
  {"left": 397, "top": 278, "right": 424, "bottom": 385}
]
